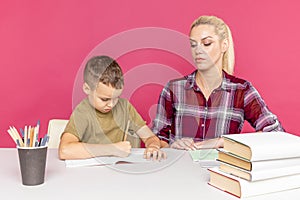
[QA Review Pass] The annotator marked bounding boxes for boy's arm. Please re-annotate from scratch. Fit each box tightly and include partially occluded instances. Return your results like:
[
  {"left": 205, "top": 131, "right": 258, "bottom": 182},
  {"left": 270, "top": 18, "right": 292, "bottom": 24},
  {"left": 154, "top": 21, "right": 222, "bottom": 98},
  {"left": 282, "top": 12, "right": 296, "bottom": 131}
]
[
  {"left": 58, "top": 132, "right": 131, "bottom": 160},
  {"left": 136, "top": 125, "right": 169, "bottom": 147}
]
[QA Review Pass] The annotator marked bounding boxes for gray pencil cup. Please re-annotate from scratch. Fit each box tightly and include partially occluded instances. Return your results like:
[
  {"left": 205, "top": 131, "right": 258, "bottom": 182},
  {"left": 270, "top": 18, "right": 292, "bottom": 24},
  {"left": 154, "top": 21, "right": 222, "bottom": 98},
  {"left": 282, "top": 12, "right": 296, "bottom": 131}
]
[{"left": 17, "top": 146, "right": 48, "bottom": 186}]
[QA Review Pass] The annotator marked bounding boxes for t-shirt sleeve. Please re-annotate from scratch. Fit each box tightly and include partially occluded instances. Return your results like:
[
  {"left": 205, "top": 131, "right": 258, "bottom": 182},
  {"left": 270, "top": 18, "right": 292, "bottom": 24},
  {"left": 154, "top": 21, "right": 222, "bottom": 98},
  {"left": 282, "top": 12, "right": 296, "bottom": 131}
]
[
  {"left": 63, "top": 109, "right": 88, "bottom": 141},
  {"left": 127, "top": 102, "right": 147, "bottom": 133}
]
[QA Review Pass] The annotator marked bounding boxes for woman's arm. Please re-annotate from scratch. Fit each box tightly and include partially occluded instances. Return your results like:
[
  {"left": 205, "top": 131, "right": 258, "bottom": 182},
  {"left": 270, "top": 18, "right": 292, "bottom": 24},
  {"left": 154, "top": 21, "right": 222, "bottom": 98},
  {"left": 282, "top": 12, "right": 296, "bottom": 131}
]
[
  {"left": 152, "top": 82, "right": 174, "bottom": 143},
  {"left": 244, "top": 82, "right": 284, "bottom": 132}
]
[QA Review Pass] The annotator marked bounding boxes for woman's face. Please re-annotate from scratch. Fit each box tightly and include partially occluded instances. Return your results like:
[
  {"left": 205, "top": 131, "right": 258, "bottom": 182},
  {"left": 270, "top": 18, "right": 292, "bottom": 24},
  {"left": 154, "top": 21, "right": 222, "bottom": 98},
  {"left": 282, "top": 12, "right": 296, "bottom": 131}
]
[{"left": 190, "top": 24, "right": 227, "bottom": 72}]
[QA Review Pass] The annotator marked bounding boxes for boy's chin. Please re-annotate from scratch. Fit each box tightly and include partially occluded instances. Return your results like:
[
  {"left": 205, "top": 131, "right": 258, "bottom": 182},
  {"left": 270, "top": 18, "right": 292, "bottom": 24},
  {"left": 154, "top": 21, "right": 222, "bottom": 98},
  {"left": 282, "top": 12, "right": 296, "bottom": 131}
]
[{"left": 100, "top": 109, "right": 112, "bottom": 113}]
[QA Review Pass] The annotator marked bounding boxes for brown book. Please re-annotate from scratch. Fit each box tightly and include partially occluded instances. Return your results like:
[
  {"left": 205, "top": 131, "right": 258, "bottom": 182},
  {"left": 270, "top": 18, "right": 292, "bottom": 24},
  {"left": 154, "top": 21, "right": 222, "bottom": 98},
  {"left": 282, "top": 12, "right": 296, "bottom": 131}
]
[
  {"left": 217, "top": 150, "right": 252, "bottom": 171},
  {"left": 208, "top": 167, "right": 300, "bottom": 198},
  {"left": 219, "top": 160, "right": 300, "bottom": 181},
  {"left": 222, "top": 132, "right": 300, "bottom": 161},
  {"left": 218, "top": 148, "right": 300, "bottom": 168}
]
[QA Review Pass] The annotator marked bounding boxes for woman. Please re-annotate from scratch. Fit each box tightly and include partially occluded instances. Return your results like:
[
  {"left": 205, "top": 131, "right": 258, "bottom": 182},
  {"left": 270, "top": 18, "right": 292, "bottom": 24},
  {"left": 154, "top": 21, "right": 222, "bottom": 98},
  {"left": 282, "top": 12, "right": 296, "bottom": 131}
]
[{"left": 152, "top": 15, "right": 284, "bottom": 150}]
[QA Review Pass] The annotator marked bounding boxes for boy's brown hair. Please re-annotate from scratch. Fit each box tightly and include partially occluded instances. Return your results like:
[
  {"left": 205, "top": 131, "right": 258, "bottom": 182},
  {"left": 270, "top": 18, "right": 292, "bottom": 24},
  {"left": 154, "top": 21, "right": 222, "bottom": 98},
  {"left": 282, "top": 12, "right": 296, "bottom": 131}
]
[{"left": 84, "top": 55, "right": 124, "bottom": 90}]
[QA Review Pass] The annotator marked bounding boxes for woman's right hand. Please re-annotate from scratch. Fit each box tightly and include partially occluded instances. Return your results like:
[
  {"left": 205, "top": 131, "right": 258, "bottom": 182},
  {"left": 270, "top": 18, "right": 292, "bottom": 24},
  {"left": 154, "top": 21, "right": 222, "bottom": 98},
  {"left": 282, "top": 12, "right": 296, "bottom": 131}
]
[
  {"left": 170, "top": 138, "right": 196, "bottom": 150},
  {"left": 194, "top": 137, "right": 224, "bottom": 149},
  {"left": 111, "top": 141, "right": 132, "bottom": 157}
]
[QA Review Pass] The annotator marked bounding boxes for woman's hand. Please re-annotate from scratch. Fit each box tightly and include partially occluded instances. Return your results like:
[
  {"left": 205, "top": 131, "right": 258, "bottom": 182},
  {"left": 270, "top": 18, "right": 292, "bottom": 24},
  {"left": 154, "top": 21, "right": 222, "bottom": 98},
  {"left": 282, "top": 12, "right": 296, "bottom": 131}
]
[
  {"left": 170, "top": 138, "right": 197, "bottom": 150},
  {"left": 194, "top": 137, "right": 224, "bottom": 149},
  {"left": 170, "top": 137, "right": 224, "bottom": 150}
]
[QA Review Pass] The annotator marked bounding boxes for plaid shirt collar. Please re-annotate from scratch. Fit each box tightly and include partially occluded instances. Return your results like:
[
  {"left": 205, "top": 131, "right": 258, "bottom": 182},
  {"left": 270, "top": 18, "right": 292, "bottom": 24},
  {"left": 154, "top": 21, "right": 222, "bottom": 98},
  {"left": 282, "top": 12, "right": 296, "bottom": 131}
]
[{"left": 184, "top": 70, "right": 231, "bottom": 92}]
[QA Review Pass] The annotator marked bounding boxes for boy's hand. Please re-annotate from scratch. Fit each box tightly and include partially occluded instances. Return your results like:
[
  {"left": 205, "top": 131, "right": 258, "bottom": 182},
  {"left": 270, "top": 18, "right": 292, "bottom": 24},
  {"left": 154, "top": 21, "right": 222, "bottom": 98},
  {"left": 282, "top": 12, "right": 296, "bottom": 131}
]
[
  {"left": 143, "top": 147, "right": 167, "bottom": 161},
  {"left": 112, "top": 141, "right": 131, "bottom": 157},
  {"left": 143, "top": 135, "right": 166, "bottom": 161}
]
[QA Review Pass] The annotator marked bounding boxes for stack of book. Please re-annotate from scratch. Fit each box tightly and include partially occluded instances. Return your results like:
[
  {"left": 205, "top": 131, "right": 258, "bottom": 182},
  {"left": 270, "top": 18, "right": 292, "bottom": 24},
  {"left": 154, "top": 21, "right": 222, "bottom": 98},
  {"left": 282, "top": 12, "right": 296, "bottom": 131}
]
[{"left": 208, "top": 131, "right": 300, "bottom": 198}]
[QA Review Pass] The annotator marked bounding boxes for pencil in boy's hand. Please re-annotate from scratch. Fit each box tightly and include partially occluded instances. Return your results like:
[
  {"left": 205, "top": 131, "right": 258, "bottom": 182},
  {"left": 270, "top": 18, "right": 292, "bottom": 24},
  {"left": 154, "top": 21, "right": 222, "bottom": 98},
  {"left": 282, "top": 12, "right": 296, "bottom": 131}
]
[{"left": 123, "top": 120, "right": 130, "bottom": 141}]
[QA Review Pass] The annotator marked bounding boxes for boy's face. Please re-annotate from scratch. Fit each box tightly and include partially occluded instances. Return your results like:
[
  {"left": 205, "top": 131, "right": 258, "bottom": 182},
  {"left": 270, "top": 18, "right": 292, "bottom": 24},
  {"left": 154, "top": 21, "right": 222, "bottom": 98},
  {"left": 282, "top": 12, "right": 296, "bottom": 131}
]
[{"left": 85, "top": 82, "right": 123, "bottom": 113}]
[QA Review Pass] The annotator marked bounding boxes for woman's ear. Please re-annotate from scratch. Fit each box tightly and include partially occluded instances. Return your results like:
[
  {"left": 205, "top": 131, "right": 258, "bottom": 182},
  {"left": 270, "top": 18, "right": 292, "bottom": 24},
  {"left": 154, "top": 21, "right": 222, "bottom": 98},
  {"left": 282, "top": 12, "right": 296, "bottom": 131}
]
[
  {"left": 222, "top": 38, "right": 229, "bottom": 53},
  {"left": 83, "top": 83, "right": 91, "bottom": 95}
]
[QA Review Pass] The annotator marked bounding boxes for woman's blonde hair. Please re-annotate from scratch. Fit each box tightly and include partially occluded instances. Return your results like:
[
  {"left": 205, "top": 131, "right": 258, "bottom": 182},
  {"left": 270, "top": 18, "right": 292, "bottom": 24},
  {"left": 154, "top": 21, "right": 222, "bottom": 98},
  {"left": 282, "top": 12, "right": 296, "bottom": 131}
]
[{"left": 190, "top": 15, "right": 235, "bottom": 75}]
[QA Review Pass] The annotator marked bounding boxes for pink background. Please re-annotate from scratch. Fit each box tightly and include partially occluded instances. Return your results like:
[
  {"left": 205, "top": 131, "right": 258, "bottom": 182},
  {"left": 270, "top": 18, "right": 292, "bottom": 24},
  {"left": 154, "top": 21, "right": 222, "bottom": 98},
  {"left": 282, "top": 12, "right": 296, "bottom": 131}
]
[{"left": 1, "top": 0, "right": 300, "bottom": 147}]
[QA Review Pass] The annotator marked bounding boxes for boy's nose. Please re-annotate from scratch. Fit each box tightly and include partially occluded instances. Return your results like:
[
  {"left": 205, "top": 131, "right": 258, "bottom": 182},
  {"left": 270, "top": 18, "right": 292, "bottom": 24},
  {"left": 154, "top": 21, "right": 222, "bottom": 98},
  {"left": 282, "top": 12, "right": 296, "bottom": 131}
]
[{"left": 107, "top": 100, "right": 113, "bottom": 108}]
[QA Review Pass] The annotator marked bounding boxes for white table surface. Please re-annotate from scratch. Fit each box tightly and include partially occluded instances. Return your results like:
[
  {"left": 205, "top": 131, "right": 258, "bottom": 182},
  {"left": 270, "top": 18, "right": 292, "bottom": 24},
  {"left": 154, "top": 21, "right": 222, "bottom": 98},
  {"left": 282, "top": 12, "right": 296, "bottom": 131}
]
[{"left": 1, "top": 148, "right": 299, "bottom": 200}]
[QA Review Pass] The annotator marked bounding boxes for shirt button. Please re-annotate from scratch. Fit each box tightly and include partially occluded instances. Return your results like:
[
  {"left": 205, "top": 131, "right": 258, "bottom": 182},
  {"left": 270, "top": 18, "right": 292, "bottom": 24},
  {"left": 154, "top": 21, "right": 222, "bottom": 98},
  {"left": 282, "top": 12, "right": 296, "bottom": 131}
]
[{"left": 201, "top": 124, "right": 205, "bottom": 127}]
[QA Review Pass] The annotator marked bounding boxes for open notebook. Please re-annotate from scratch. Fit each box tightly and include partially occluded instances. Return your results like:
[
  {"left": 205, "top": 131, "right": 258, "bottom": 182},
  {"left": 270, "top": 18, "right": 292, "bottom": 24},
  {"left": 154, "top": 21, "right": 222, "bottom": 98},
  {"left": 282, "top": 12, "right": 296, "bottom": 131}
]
[
  {"left": 66, "top": 149, "right": 149, "bottom": 167},
  {"left": 65, "top": 148, "right": 185, "bottom": 168},
  {"left": 188, "top": 149, "right": 220, "bottom": 167}
]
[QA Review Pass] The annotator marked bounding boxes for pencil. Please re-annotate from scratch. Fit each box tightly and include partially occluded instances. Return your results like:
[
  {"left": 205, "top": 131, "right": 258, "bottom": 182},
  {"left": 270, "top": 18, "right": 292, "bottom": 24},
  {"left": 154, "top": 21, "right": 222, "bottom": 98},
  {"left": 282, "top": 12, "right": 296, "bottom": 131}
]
[
  {"left": 33, "top": 121, "right": 40, "bottom": 147},
  {"left": 29, "top": 126, "right": 34, "bottom": 147},
  {"left": 10, "top": 126, "right": 24, "bottom": 147},
  {"left": 123, "top": 120, "right": 130, "bottom": 141},
  {"left": 7, "top": 129, "right": 19, "bottom": 146},
  {"left": 24, "top": 125, "right": 28, "bottom": 147}
]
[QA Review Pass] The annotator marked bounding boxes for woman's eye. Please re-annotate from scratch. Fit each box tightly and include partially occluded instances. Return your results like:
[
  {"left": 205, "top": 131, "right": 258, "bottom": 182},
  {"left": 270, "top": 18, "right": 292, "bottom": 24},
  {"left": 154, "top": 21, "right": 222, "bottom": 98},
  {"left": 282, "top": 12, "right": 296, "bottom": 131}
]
[
  {"left": 190, "top": 41, "right": 212, "bottom": 48},
  {"left": 203, "top": 42, "right": 212, "bottom": 46},
  {"left": 190, "top": 43, "right": 197, "bottom": 48}
]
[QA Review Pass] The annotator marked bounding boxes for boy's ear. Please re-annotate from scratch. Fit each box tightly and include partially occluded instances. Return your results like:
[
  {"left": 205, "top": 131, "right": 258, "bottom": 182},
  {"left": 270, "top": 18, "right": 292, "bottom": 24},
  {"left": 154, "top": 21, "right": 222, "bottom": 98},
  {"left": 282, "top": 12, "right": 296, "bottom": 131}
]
[{"left": 83, "top": 83, "right": 91, "bottom": 95}]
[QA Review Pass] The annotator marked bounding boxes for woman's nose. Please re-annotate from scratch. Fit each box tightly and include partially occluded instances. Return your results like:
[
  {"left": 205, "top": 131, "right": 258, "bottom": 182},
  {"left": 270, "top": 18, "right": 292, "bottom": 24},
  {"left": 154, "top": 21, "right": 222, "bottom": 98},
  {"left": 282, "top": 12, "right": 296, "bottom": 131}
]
[{"left": 194, "top": 45, "right": 204, "bottom": 54}]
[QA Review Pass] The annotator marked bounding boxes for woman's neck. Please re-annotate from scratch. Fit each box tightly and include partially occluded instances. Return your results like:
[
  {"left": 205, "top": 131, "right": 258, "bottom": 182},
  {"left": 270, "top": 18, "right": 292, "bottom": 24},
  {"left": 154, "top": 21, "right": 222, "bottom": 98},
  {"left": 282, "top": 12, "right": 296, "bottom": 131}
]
[{"left": 195, "top": 67, "right": 223, "bottom": 99}]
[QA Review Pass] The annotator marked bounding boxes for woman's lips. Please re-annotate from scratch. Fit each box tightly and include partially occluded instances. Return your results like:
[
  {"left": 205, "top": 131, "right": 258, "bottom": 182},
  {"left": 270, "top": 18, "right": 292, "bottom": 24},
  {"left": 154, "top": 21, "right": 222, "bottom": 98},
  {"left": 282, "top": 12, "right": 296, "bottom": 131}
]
[{"left": 195, "top": 58, "right": 205, "bottom": 63}]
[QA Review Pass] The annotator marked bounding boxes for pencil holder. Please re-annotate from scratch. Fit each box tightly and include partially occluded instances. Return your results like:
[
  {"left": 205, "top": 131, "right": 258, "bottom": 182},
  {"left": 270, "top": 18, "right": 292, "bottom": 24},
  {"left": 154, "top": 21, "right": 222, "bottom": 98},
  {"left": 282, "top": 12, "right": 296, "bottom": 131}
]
[{"left": 17, "top": 146, "right": 48, "bottom": 186}]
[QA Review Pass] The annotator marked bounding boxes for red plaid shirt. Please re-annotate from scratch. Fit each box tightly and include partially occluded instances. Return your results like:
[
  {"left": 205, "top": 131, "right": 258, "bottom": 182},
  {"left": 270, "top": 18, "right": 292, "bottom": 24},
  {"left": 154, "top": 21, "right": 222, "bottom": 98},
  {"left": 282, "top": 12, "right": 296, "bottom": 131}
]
[{"left": 152, "top": 70, "right": 284, "bottom": 143}]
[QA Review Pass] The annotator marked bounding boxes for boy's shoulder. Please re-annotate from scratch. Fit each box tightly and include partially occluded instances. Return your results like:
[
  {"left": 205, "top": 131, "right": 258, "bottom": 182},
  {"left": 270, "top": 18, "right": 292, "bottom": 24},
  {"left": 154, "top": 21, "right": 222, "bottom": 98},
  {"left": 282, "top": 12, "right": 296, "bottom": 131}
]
[
  {"left": 72, "top": 98, "right": 93, "bottom": 114},
  {"left": 117, "top": 97, "right": 129, "bottom": 104},
  {"left": 115, "top": 98, "right": 132, "bottom": 109},
  {"left": 114, "top": 98, "right": 139, "bottom": 113}
]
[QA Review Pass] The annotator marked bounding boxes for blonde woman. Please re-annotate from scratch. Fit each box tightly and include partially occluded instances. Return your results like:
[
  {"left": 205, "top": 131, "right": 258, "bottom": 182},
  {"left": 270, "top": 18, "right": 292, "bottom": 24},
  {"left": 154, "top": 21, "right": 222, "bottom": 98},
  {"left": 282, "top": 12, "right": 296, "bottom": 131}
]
[{"left": 152, "top": 15, "right": 284, "bottom": 150}]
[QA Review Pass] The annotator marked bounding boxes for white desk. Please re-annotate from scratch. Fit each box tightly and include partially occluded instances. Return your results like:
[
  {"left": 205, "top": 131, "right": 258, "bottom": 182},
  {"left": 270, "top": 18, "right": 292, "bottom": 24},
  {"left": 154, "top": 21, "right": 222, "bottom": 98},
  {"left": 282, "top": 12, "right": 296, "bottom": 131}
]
[{"left": 1, "top": 148, "right": 299, "bottom": 200}]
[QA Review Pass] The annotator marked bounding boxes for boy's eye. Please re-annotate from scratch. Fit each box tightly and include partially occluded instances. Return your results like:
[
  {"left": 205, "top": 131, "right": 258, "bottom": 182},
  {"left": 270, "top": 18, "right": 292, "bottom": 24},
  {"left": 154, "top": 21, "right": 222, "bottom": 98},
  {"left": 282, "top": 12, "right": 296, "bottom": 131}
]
[{"left": 100, "top": 98, "right": 109, "bottom": 102}]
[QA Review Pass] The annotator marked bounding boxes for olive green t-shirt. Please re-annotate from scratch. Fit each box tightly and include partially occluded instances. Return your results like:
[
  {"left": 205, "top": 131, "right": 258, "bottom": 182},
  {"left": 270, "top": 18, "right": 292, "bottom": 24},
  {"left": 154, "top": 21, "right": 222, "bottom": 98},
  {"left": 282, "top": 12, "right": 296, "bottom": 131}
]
[{"left": 63, "top": 98, "right": 146, "bottom": 144}]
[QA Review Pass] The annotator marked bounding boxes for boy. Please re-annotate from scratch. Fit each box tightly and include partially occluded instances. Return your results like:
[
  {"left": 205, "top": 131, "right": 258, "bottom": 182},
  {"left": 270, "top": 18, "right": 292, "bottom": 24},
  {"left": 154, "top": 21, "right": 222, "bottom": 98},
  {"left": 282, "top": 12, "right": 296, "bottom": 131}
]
[{"left": 59, "top": 55, "right": 168, "bottom": 161}]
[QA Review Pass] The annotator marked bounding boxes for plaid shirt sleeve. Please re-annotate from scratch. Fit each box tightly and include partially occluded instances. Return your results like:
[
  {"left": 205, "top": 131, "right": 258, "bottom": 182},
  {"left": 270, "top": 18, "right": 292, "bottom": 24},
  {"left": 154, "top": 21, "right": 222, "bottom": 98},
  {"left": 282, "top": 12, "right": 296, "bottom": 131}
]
[
  {"left": 244, "top": 82, "right": 284, "bottom": 132},
  {"left": 152, "top": 82, "right": 174, "bottom": 142}
]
